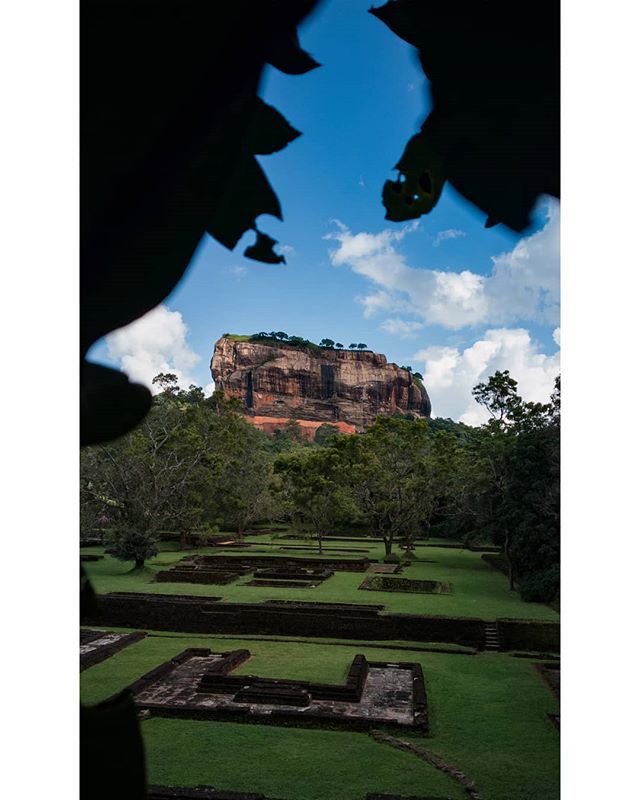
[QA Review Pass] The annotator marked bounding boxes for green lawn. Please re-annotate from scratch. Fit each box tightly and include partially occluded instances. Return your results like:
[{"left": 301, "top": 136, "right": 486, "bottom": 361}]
[
  {"left": 81, "top": 632, "right": 559, "bottom": 800},
  {"left": 82, "top": 538, "right": 558, "bottom": 621},
  {"left": 143, "top": 719, "right": 464, "bottom": 800}
]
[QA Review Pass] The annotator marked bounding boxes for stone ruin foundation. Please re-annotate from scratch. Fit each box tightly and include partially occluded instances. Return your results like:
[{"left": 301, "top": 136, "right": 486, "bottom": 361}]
[
  {"left": 126, "top": 648, "right": 427, "bottom": 730},
  {"left": 155, "top": 554, "right": 371, "bottom": 589},
  {"left": 80, "top": 629, "right": 146, "bottom": 671},
  {"left": 359, "top": 576, "right": 452, "bottom": 595}
]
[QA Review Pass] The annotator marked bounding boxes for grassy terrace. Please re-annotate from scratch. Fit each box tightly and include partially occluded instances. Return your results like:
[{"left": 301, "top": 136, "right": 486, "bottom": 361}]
[
  {"left": 81, "top": 631, "right": 559, "bottom": 800},
  {"left": 82, "top": 534, "right": 559, "bottom": 621}
]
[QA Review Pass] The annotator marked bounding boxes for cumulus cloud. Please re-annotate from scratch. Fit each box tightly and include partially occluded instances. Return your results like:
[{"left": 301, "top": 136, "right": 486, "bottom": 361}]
[
  {"left": 105, "top": 304, "right": 201, "bottom": 393},
  {"left": 485, "top": 202, "right": 560, "bottom": 325},
  {"left": 433, "top": 228, "right": 465, "bottom": 246},
  {"left": 325, "top": 199, "right": 559, "bottom": 331},
  {"left": 380, "top": 319, "right": 425, "bottom": 338},
  {"left": 415, "top": 328, "right": 560, "bottom": 424}
]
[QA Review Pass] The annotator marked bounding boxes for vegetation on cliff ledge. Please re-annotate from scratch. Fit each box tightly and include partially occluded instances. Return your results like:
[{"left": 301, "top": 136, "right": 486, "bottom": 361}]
[{"left": 221, "top": 331, "right": 371, "bottom": 355}]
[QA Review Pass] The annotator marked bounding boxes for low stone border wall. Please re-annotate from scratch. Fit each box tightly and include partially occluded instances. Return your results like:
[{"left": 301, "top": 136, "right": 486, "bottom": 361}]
[
  {"left": 245, "top": 579, "right": 317, "bottom": 588},
  {"left": 197, "top": 653, "right": 369, "bottom": 704},
  {"left": 497, "top": 619, "right": 560, "bottom": 654},
  {"left": 279, "top": 545, "right": 372, "bottom": 553},
  {"left": 80, "top": 630, "right": 146, "bottom": 671},
  {"left": 359, "top": 576, "right": 451, "bottom": 595},
  {"left": 189, "top": 554, "right": 372, "bottom": 572},
  {"left": 262, "top": 600, "right": 384, "bottom": 614},
  {"left": 83, "top": 593, "right": 486, "bottom": 648},
  {"left": 253, "top": 568, "right": 333, "bottom": 579},
  {"left": 156, "top": 569, "right": 247, "bottom": 585}
]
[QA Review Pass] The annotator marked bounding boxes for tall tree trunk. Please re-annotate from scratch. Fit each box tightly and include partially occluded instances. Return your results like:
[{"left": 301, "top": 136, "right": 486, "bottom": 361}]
[
  {"left": 504, "top": 530, "right": 515, "bottom": 590},
  {"left": 384, "top": 537, "right": 392, "bottom": 557},
  {"left": 135, "top": 557, "right": 145, "bottom": 569},
  {"left": 180, "top": 530, "right": 188, "bottom": 550}
]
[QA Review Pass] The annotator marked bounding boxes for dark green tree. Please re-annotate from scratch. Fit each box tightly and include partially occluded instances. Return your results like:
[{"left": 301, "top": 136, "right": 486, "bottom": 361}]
[
  {"left": 459, "top": 372, "right": 560, "bottom": 600},
  {"left": 275, "top": 446, "right": 355, "bottom": 553},
  {"left": 104, "top": 528, "right": 158, "bottom": 570},
  {"left": 335, "top": 416, "right": 435, "bottom": 556}
]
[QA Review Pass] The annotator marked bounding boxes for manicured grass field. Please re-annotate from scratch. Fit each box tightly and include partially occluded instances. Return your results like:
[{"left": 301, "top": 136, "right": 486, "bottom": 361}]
[
  {"left": 81, "top": 631, "right": 559, "bottom": 800},
  {"left": 82, "top": 535, "right": 559, "bottom": 621}
]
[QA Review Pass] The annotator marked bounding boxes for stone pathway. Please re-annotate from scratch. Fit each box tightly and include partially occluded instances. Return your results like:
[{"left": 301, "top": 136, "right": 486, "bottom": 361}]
[{"left": 370, "top": 730, "right": 482, "bottom": 800}]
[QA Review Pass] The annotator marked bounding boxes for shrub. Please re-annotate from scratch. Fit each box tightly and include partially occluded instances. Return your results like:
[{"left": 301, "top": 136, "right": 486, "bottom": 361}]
[{"left": 105, "top": 528, "right": 159, "bottom": 568}]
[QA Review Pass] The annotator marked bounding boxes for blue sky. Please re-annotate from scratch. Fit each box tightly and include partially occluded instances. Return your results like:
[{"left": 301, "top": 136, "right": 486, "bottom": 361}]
[{"left": 90, "top": 0, "right": 560, "bottom": 424}]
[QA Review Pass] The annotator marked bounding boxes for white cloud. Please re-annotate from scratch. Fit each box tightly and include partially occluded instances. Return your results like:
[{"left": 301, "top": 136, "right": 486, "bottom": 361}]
[
  {"left": 325, "top": 199, "right": 559, "bottom": 331},
  {"left": 380, "top": 319, "right": 425, "bottom": 338},
  {"left": 229, "top": 265, "right": 248, "bottom": 278},
  {"left": 486, "top": 201, "right": 560, "bottom": 325},
  {"left": 433, "top": 228, "right": 465, "bottom": 246},
  {"left": 105, "top": 304, "right": 201, "bottom": 393},
  {"left": 415, "top": 328, "right": 560, "bottom": 424}
]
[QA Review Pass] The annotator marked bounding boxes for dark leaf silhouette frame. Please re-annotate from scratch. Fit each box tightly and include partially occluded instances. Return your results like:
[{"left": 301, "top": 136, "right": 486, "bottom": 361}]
[{"left": 371, "top": 0, "right": 559, "bottom": 232}]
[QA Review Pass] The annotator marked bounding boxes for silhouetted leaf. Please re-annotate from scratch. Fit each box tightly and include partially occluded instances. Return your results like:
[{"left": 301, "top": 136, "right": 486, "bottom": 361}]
[
  {"left": 81, "top": 363, "right": 152, "bottom": 447},
  {"left": 82, "top": 2, "right": 320, "bottom": 446},
  {"left": 80, "top": 564, "right": 98, "bottom": 618},
  {"left": 244, "top": 230, "right": 286, "bottom": 263},
  {"left": 246, "top": 98, "right": 301, "bottom": 155},
  {"left": 207, "top": 156, "right": 282, "bottom": 251},
  {"left": 81, "top": 691, "right": 146, "bottom": 800},
  {"left": 382, "top": 130, "right": 446, "bottom": 221},
  {"left": 371, "top": 0, "right": 559, "bottom": 232},
  {"left": 267, "top": 29, "right": 321, "bottom": 74}
]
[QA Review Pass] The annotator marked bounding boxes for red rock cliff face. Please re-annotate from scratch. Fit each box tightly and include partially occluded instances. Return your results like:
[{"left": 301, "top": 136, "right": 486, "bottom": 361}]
[{"left": 210, "top": 338, "right": 431, "bottom": 431}]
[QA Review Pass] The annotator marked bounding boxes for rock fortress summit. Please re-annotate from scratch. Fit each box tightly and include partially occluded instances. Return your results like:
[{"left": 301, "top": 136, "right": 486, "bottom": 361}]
[{"left": 210, "top": 334, "right": 431, "bottom": 437}]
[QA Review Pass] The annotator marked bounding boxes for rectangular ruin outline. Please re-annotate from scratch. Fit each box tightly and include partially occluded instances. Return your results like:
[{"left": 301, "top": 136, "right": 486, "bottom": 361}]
[{"left": 119, "top": 647, "right": 428, "bottom": 731}]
